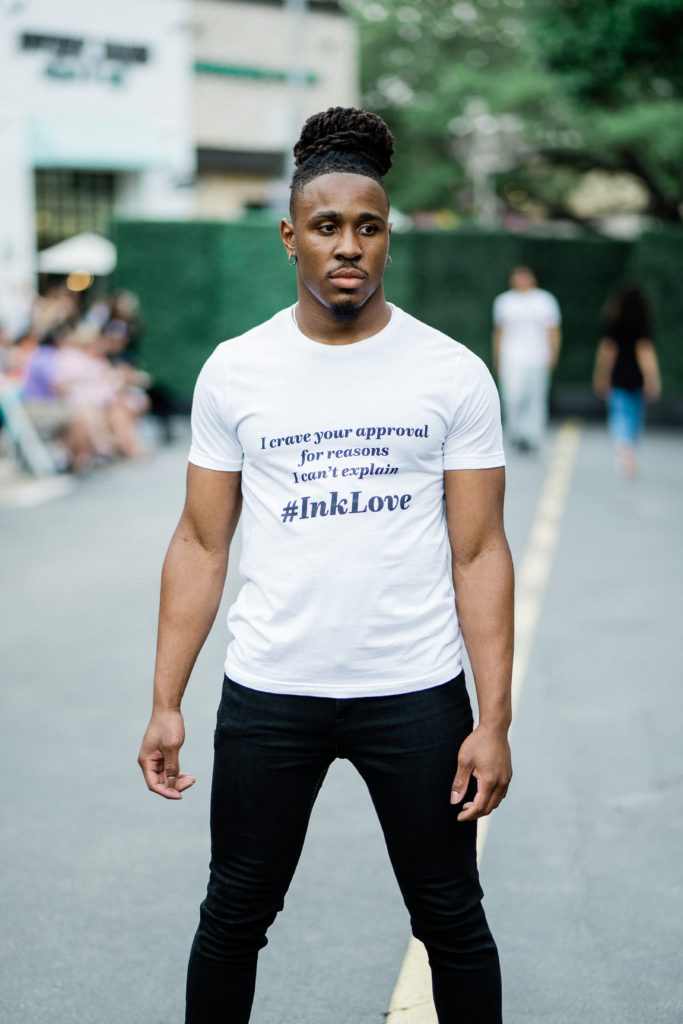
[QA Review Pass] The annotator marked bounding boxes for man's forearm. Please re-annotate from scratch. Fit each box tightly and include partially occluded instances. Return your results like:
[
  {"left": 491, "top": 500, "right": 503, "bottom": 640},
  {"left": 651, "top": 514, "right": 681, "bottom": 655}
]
[
  {"left": 152, "top": 531, "right": 230, "bottom": 711},
  {"left": 453, "top": 543, "right": 514, "bottom": 731},
  {"left": 548, "top": 326, "right": 561, "bottom": 370}
]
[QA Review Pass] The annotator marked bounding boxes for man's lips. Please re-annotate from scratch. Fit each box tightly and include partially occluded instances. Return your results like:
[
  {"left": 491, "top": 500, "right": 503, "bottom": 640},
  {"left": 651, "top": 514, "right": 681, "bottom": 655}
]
[{"left": 329, "top": 267, "right": 367, "bottom": 287}]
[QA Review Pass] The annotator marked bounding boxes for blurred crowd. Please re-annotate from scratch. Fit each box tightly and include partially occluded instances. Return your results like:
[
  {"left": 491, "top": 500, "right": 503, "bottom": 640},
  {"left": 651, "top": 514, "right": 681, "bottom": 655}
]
[{"left": 0, "top": 286, "right": 172, "bottom": 474}]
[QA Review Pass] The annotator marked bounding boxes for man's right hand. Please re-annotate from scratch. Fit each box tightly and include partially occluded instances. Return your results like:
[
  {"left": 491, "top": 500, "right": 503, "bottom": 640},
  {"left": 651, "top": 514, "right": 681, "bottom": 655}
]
[
  {"left": 138, "top": 709, "right": 196, "bottom": 800},
  {"left": 139, "top": 468, "right": 240, "bottom": 800}
]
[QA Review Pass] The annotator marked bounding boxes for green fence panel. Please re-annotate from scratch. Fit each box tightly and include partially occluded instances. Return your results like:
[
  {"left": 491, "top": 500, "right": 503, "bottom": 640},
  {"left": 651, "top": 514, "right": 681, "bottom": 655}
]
[
  {"left": 112, "top": 221, "right": 225, "bottom": 400},
  {"left": 382, "top": 232, "right": 419, "bottom": 318},
  {"left": 629, "top": 230, "right": 683, "bottom": 395},
  {"left": 213, "top": 222, "right": 296, "bottom": 339},
  {"left": 112, "top": 219, "right": 297, "bottom": 401},
  {"left": 112, "top": 220, "right": 682, "bottom": 403},
  {"left": 385, "top": 231, "right": 630, "bottom": 380},
  {"left": 517, "top": 235, "right": 631, "bottom": 387},
  {"left": 414, "top": 231, "right": 519, "bottom": 363}
]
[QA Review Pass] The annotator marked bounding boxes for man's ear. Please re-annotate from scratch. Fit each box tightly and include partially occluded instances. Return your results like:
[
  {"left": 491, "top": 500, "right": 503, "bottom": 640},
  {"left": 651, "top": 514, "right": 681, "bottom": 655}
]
[{"left": 280, "top": 218, "right": 296, "bottom": 260}]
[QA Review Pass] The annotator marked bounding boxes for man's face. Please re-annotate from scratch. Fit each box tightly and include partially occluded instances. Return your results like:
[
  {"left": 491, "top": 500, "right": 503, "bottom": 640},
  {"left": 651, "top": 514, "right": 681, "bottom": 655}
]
[
  {"left": 510, "top": 268, "right": 536, "bottom": 292},
  {"left": 282, "top": 172, "right": 391, "bottom": 321}
]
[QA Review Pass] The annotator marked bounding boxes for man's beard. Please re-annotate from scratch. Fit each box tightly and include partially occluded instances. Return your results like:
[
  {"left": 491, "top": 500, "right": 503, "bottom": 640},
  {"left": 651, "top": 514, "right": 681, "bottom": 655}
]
[{"left": 330, "top": 300, "right": 361, "bottom": 324}]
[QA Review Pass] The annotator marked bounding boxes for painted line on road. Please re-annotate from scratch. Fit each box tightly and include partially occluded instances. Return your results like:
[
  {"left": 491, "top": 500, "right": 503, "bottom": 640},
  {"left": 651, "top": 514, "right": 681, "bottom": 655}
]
[{"left": 385, "top": 419, "right": 583, "bottom": 1024}]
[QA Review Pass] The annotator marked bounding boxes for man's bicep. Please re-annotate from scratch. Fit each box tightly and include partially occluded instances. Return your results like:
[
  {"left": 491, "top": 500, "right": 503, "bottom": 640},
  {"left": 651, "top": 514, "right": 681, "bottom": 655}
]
[
  {"left": 444, "top": 468, "right": 507, "bottom": 564},
  {"left": 180, "top": 465, "right": 242, "bottom": 553}
]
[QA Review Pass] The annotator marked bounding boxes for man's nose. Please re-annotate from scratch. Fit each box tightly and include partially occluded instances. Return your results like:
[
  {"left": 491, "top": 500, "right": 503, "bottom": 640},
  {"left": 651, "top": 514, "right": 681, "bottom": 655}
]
[{"left": 334, "top": 227, "right": 361, "bottom": 259}]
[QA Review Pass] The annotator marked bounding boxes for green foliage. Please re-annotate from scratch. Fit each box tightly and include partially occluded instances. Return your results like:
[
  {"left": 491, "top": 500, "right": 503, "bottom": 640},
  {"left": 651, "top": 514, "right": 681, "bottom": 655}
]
[
  {"left": 349, "top": 0, "right": 683, "bottom": 221},
  {"left": 527, "top": 0, "right": 683, "bottom": 217},
  {"left": 348, "top": 0, "right": 549, "bottom": 212},
  {"left": 532, "top": 0, "right": 683, "bottom": 104}
]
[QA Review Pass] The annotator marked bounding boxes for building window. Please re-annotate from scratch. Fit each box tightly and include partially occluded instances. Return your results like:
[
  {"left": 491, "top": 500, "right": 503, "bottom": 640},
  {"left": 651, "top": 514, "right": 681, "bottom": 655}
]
[{"left": 34, "top": 169, "right": 116, "bottom": 250}]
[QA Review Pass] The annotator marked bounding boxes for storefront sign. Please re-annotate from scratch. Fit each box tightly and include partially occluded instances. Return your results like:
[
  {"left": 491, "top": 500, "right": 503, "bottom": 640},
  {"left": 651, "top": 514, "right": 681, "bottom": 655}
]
[{"left": 20, "top": 32, "right": 149, "bottom": 86}]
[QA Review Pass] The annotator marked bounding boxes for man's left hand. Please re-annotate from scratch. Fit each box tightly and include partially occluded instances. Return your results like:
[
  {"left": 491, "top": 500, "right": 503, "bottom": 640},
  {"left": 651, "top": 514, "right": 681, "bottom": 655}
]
[{"left": 450, "top": 725, "right": 512, "bottom": 821}]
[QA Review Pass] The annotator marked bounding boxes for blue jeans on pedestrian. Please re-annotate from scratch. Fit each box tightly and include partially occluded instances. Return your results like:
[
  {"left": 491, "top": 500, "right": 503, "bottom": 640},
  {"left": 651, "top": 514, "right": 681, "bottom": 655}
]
[
  {"left": 186, "top": 675, "right": 502, "bottom": 1023},
  {"left": 607, "top": 387, "right": 645, "bottom": 445}
]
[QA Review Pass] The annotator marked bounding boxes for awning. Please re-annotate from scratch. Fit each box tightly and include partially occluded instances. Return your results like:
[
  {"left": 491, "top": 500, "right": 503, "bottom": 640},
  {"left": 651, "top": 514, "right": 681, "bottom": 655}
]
[{"left": 36, "top": 233, "right": 117, "bottom": 276}]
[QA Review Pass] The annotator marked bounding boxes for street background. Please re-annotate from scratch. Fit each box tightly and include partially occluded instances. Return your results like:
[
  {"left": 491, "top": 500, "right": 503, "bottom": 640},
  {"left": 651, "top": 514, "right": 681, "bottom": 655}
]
[
  {"left": 2, "top": 418, "right": 681, "bottom": 1024},
  {"left": 3, "top": 2, "right": 683, "bottom": 1019}
]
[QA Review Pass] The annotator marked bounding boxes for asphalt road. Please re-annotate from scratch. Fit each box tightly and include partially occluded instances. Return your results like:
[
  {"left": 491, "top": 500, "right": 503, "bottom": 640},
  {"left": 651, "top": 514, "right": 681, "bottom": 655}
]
[{"left": 1, "top": 419, "right": 681, "bottom": 1024}]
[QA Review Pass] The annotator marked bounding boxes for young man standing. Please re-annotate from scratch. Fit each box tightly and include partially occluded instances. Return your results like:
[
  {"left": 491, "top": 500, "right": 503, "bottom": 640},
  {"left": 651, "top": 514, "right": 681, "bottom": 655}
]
[
  {"left": 492, "top": 265, "right": 562, "bottom": 452},
  {"left": 139, "top": 107, "right": 514, "bottom": 1024}
]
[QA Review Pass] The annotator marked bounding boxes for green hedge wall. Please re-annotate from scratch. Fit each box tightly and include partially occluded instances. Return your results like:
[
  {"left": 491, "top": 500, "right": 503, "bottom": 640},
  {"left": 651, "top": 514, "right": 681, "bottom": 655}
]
[
  {"left": 112, "top": 220, "right": 681, "bottom": 403},
  {"left": 111, "top": 220, "right": 293, "bottom": 402},
  {"left": 629, "top": 230, "right": 683, "bottom": 395}
]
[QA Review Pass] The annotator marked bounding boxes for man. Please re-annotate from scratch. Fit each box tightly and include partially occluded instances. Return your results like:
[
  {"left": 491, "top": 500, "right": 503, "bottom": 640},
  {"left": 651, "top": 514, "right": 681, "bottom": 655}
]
[
  {"left": 492, "top": 265, "right": 561, "bottom": 452},
  {"left": 139, "top": 107, "right": 514, "bottom": 1024}
]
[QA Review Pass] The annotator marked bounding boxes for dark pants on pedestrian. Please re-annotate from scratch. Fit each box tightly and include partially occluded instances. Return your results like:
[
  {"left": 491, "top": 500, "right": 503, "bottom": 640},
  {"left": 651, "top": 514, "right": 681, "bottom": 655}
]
[{"left": 186, "top": 674, "right": 502, "bottom": 1023}]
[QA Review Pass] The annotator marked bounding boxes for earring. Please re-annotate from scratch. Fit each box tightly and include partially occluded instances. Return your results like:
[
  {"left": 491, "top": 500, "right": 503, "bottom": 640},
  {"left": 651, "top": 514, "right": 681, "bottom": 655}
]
[
  {"left": 385, "top": 254, "right": 392, "bottom": 268},
  {"left": 288, "top": 254, "right": 297, "bottom": 266}
]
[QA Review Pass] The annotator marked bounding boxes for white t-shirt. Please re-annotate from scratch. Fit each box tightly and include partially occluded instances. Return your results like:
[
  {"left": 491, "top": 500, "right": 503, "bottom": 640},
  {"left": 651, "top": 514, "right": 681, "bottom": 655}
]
[
  {"left": 493, "top": 288, "right": 561, "bottom": 369},
  {"left": 189, "top": 304, "right": 505, "bottom": 698}
]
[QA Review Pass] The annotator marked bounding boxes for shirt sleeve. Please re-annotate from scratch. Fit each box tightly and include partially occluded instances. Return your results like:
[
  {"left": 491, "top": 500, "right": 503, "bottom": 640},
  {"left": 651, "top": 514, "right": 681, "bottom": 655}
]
[
  {"left": 543, "top": 292, "right": 561, "bottom": 327},
  {"left": 443, "top": 351, "right": 505, "bottom": 470},
  {"left": 492, "top": 293, "right": 505, "bottom": 326},
  {"left": 188, "top": 347, "right": 244, "bottom": 471}
]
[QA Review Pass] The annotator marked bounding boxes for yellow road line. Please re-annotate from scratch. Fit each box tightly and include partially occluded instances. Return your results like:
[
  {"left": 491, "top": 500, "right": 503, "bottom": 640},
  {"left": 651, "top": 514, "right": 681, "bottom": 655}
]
[{"left": 385, "top": 420, "right": 583, "bottom": 1024}]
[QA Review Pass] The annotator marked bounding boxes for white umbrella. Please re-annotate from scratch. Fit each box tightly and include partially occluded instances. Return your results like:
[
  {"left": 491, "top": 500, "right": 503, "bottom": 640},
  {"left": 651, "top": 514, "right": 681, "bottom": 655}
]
[{"left": 37, "top": 233, "right": 117, "bottom": 276}]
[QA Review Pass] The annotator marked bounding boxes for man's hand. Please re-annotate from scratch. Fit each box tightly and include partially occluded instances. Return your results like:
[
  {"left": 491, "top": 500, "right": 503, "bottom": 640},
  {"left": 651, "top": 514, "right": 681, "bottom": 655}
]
[
  {"left": 138, "top": 709, "right": 196, "bottom": 800},
  {"left": 450, "top": 725, "right": 512, "bottom": 822}
]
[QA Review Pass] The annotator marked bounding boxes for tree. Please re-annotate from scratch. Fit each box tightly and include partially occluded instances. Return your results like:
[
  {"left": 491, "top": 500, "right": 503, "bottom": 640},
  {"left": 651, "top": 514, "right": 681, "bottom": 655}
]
[
  {"left": 527, "top": 0, "right": 683, "bottom": 221},
  {"left": 348, "top": 0, "right": 683, "bottom": 224},
  {"left": 347, "top": 0, "right": 549, "bottom": 216}
]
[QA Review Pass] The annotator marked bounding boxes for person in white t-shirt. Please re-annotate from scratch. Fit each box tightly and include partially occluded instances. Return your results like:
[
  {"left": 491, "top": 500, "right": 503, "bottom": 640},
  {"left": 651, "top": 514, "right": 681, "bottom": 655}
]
[
  {"left": 492, "top": 266, "right": 561, "bottom": 451},
  {"left": 138, "top": 107, "right": 514, "bottom": 1024}
]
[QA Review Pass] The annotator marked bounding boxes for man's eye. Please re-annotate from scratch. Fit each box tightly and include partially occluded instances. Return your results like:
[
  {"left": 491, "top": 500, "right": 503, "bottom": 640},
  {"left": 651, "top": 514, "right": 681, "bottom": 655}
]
[
  {"left": 318, "top": 223, "right": 336, "bottom": 233},
  {"left": 360, "top": 224, "right": 378, "bottom": 235}
]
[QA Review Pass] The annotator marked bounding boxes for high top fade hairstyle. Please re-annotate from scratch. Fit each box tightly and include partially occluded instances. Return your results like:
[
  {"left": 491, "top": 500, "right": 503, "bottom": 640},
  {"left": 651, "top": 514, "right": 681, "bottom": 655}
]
[{"left": 289, "top": 106, "right": 395, "bottom": 215}]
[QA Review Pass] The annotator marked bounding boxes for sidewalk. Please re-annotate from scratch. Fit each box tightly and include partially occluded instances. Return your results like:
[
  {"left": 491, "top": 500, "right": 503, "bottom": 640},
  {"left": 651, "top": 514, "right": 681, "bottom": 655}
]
[{"left": 0, "top": 456, "right": 75, "bottom": 508}]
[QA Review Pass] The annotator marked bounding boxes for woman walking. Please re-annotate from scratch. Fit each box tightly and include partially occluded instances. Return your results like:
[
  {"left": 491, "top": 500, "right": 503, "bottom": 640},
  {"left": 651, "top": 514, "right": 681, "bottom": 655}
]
[{"left": 593, "top": 281, "right": 661, "bottom": 477}]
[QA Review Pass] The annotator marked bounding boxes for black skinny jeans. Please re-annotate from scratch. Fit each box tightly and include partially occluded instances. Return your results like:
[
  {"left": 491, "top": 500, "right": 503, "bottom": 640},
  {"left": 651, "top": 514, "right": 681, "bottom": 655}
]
[{"left": 186, "top": 675, "right": 502, "bottom": 1023}]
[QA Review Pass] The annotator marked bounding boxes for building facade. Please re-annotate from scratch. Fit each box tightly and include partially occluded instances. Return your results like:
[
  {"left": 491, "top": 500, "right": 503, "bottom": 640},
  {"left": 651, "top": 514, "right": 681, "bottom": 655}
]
[
  {"left": 0, "top": 0, "right": 357, "bottom": 333},
  {"left": 192, "top": 0, "right": 357, "bottom": 216},
  {"left": 0, "top": 0, "right": 195, "bottom": 327}
]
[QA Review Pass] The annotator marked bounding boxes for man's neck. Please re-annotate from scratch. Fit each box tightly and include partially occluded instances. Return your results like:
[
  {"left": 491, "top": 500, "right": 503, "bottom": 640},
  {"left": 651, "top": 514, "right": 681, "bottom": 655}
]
[{"left": 293, "top": 292, "right": 392, "bottom": 346}]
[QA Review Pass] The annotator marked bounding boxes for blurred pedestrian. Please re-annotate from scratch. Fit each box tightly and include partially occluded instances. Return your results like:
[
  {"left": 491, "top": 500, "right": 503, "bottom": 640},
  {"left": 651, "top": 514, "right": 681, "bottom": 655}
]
[
  {"left": 59, "top": 322, "right": 150, "bottom": 462},
  {"left": 20, "top": 319, "right": 150, "bottom": 469},
  {"left": 592, "top": 280, "right": 661, "bottom": 478},
  {"left": 492, "top": 265, "right": 561, "bottom": 452},
  {"left": 30, "top": 284, "right": 79, "bottom": 341},
  {"left": 87, "top": 290, "right": 176, "bottom": 443},
  {"left": 21, "top": 324, "right": 95, "bottom": 471},
  {"left": 139, "top": 106, "right": 513, "bottom": 1024}
]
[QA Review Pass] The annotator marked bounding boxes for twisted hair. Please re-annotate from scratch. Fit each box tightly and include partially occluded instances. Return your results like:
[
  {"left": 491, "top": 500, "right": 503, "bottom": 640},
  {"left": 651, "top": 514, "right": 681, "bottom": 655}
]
[{"left": 290, "top": 107, "right": 394, "bottom": 210}]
